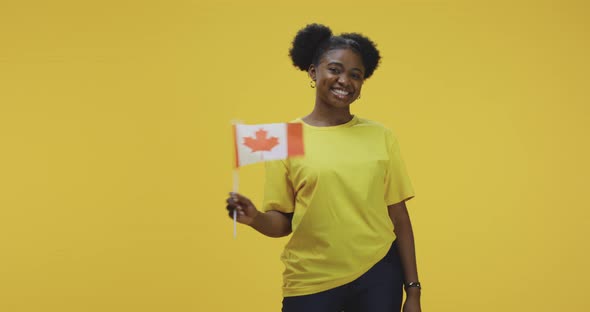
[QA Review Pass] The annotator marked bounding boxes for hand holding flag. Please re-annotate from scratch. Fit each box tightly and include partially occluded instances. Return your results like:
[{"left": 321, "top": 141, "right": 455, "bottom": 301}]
[
  {"left": 228, "top": 121, "right": 304, "bottom": 238},
  {"left": 226, "top": 192, "right": 260, "bottom": 225}
]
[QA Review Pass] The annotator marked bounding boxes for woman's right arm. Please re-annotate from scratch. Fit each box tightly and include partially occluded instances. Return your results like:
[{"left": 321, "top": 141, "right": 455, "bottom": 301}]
[{"left": 226, "top": 192, "right": 292, "bottom": 238}]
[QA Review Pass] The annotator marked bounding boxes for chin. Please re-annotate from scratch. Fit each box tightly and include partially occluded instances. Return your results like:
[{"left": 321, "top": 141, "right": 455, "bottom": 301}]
[
  {"left": 328, "top": 103, "right": 353, "bottom": 109},
  {"left": 319, "top": 94, "right": 355, "bottom": 108},
  {"left": 331, "top": 98, "right": 355, "bottom": 107}
]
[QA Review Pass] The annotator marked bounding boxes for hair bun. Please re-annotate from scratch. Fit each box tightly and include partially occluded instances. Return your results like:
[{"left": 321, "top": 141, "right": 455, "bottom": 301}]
[
  {"left": 340, "top": 32, "right": 381, "bottom": 79},
  {"left": 289, "top": 24, "right": 332, "bottom": 71}
]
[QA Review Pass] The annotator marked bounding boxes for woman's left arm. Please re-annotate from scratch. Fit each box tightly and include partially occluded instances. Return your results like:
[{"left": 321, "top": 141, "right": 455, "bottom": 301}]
[{"left": 388, "top": 200, "right": 422, "bottom": 312}]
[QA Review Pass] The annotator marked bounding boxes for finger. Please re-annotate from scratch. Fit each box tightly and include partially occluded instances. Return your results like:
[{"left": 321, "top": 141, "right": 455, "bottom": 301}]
[
  {"left": 227, "top": 208, "right": 241, "bottom": 218},
  {"left": 229, "top": 193, "right": 242, "bottom": 206},
  {"left": 226, "top": 204, "right": 236, "bottom": 212},
  {"left": 226, "top": 197, "right": 238, "bottom": 205},
  {"left": 230, "top": 192, "right": 253, "bottom": 206}
]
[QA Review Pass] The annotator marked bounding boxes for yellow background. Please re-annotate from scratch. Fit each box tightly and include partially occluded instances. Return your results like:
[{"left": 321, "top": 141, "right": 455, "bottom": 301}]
[{"left": 1, "top": 0, "right": 589, "bottom": 311}]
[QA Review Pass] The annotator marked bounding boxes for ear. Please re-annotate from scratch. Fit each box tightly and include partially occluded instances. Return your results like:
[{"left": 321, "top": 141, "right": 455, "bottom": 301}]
[{"left": 308, "top": 64, "right": 317, "bottom": 81}]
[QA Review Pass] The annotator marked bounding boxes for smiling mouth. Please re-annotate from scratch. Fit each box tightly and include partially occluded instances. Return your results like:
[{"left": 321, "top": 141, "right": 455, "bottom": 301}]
[{"left": 331, "top": 88, "right": 352, "bottom": 99}]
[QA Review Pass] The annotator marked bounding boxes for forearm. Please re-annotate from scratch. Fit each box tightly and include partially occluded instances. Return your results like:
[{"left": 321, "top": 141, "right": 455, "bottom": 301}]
[
  {"left": 394, "top": 217, "right": 419, "bottom": 283},
  {"left": 250, "top": 210, "right": 292, "bottom": 238},
  {"left": 389, "top": 204, "right": 420, "bottom": 297}
]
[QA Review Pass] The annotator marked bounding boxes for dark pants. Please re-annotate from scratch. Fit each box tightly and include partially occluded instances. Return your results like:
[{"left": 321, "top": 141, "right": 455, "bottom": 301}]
[{"left": 282, "top": 241, "right": 404, "bottom": 312}]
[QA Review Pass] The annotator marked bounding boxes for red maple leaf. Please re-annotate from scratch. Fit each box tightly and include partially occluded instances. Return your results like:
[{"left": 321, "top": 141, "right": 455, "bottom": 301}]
[{"left": 243, "top": 128, "right": 280, "bottom": 152}]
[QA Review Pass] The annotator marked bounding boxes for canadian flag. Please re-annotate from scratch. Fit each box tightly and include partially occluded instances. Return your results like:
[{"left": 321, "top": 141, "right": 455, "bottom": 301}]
[{"left": 233, "top": 122, "right": 304, "bottom": 167}]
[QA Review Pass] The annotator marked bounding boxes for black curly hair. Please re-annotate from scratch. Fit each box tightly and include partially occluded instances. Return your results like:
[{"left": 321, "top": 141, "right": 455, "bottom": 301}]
[{"left": 288, "top": 23, "right": 381, "bottom": 79}]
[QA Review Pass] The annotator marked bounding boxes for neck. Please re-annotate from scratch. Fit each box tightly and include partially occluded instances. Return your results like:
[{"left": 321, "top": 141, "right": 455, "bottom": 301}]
[{"left": 303, "top": 101, "right": 354, "bottom": 127}]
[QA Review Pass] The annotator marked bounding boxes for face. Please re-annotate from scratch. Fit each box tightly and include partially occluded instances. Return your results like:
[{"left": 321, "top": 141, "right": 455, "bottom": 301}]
[{"left": 309, "top": 48, "right": 365, "bottom": 108}]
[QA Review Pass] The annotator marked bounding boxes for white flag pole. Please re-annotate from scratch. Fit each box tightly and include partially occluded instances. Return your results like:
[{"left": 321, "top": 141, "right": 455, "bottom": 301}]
[
  {"left": 232, "top": 168, "right": 239, "bottom": 239},
  {"left": 231, "top": 119, "right": 243, "bottom": 239}
]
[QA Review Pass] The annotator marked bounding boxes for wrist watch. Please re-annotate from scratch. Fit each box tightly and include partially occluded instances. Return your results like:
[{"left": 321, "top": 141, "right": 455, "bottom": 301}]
[{"left": 405, "top": 281, "right": 421, "bottom": 290}]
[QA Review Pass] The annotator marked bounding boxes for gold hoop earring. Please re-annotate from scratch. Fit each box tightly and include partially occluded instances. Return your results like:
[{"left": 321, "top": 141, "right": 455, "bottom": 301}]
[
  {"left": 310, "top": 80, "right": 316, "bottom": 88},
  {"left": 357, "top": 94, "right": 361, "bottom": 100}
]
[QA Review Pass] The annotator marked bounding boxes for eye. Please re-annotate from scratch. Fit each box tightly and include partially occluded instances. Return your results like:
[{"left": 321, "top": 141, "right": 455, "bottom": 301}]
[
  {"left": 328, "top": 67, "right": 340, "bottom": 74},
  {"left": 351, "top": 73, "right": 362, "bottom": 80}
]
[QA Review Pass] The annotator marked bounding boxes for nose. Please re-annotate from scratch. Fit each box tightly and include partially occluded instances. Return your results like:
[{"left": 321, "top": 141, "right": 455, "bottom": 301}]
[{"left": 337, "top": 74, "right": 350, "bottom": 85}]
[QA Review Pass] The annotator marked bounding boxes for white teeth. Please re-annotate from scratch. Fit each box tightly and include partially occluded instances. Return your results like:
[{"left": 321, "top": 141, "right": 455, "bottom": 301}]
[{"left": 332, "top": 89, "right": 350, "bottom": 96}]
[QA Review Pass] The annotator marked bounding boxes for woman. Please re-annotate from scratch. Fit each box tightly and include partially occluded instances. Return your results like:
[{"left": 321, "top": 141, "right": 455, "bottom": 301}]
[{"left": 226, "top": 23, "right": 421, "bottom": 312}]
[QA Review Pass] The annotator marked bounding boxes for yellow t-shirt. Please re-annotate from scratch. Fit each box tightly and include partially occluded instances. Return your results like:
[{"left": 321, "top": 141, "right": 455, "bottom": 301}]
[{"left": 262, "top": 115, "right": 415, "bottom": 297}]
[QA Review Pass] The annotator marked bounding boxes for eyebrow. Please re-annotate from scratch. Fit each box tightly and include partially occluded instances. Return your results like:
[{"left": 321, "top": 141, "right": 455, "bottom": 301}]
[{"left": 327, "top": 62, "right": 364, "bottom": 73}]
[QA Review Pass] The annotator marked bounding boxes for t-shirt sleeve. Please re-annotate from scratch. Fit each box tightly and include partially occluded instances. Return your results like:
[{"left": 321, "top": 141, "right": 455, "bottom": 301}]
[
  {"left": 262, "top": 160, "right": 295, "bottom": 213},
  {"left": 384, "top": 129, "right": 415, "bottom": 206}
]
